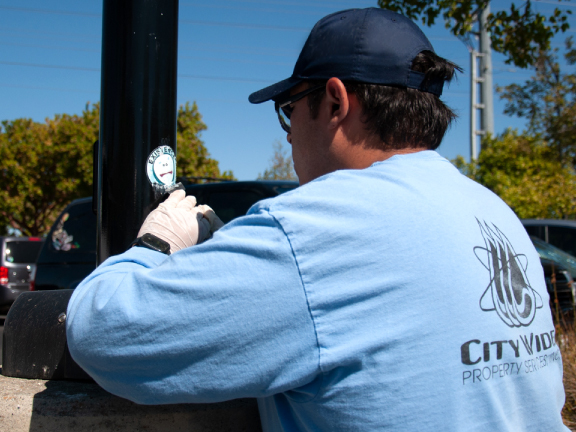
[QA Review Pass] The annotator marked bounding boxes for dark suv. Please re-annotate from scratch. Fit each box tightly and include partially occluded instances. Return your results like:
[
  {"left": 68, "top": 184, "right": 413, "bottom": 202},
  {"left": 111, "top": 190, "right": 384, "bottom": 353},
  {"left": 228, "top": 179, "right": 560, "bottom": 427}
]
[
  {"left": 0, "top": 236, "right": 44, "bottom": 313},
  {"left": 530, "top": 236, "right": 576, "bottom": 313},
  {"left": 522, "top": 219, "right": 576, "bottom": 257},
  {"left": 34, "top": 181, "right": 298, "bottom": 291}
]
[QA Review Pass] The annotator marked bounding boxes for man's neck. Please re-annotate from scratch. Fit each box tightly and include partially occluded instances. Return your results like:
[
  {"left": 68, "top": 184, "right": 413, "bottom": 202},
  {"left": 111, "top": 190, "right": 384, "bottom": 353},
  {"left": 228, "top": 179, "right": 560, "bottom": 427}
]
[
  {"left": 298, "top": 146, "right": 428, "bottom": 185},
  {"left": 341, "top": 146, "right": 429, "bottom": 170},
  {"left": 329, "top": 113, "right": 429, "bottom": 170}
]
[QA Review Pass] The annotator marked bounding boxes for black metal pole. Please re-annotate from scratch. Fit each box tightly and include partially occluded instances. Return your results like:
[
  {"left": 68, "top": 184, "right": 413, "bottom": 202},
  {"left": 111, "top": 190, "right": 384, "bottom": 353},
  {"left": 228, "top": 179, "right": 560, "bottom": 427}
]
[{"left": 98, "top": 0, "right": 179, "bottom": 264}]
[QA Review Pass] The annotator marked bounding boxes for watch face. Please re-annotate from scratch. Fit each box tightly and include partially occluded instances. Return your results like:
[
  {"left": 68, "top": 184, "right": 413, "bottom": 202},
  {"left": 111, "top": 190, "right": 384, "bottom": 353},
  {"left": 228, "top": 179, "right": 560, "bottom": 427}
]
[{"left": 141, "top": 233, "right": 171, "bottom": 254}]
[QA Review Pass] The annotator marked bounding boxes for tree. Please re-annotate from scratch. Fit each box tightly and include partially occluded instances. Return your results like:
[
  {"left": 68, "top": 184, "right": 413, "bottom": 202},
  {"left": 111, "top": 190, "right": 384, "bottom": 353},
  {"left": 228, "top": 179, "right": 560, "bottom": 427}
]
[
  {"left": 0, "top": 102, "right": 233, "bottom": 236},
  {"left": 377, "top": 0, "right": 571, "bottom": 68},
  {"left": 176, "top": 102, "right": 234, "bottom": 181},
  {"left": 453, "top": 130, "right": 576, "bottom": 219},
  {"left": 258, "top": 140, "right": 298, "bottom": 181},
  {"left": 0, "top": 104, "right": 98, "bottom": 236},
  {"left": 498, "top": 38, "right": 576, "bottom": 167}
]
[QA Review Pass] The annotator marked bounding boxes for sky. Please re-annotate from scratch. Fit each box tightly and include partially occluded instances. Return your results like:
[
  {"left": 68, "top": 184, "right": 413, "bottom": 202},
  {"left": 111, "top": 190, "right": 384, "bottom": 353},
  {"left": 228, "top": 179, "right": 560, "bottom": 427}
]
[{"left": 1, "top": 0, "right": 575, "bottom": 180}]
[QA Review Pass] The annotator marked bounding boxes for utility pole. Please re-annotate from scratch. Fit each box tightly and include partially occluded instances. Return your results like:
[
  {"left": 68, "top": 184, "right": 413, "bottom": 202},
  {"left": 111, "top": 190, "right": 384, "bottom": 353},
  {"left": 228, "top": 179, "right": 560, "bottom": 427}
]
[
  {"left": 469, "top": 4, "right": 494, "bottom": 161},
  {"left": 479, "top": 5, "right": 494, "bottom": 136},
  {"left": 470, "top": 49, "right": 480, "bottom": 162},
  {"left": 98, "top": 0, "right": 179, "bottom": 263}
]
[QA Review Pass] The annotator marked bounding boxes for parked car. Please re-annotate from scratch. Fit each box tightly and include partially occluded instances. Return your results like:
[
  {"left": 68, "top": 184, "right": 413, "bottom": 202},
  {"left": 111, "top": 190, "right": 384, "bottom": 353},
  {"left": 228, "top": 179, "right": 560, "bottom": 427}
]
[
  {"left": 530, "top": 235, "right": 576, "bottom": 313},
  {"left": 522, "top": 219, "right": 576, "bottom": 257},
  {"left": 0, "top": 236, "right": 44, "bottom": 313},
  {"left": 33, "top": 180, "right": 298, "bottom": 291}
]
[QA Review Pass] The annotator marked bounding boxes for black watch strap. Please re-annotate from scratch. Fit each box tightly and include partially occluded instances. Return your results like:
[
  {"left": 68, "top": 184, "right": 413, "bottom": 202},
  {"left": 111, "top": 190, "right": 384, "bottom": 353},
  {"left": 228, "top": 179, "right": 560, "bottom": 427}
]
[{"left": 130, "top": 233, "right": 171, "bottom": 255}]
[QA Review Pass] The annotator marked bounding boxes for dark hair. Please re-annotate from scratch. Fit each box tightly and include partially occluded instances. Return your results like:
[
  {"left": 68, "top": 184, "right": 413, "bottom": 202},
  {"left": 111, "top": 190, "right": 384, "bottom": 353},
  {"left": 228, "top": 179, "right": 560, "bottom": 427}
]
[{"left": 306, "top": 51, "right": 462, "bottom": 150}]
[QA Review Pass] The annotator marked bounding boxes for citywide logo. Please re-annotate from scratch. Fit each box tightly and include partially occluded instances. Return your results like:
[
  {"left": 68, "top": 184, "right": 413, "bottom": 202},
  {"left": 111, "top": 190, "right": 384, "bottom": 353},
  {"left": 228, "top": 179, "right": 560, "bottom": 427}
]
[
  {"left": 458, "top": 221, "right": 559, "bottom": 386},
  {"left": 473, "top": 220, "right": 543, "bottom": 328}
]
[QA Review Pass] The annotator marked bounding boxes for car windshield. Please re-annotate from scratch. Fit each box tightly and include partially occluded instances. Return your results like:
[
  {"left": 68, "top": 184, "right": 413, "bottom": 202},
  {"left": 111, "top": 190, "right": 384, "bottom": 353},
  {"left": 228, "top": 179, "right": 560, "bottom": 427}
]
[
  {"left": 531, "top": 236, "right": 576, "bottom": 278},
  {"left": 206, "top": 190, "right": 266, "bottom": 223},
  {"left": 50, "top": 203, "right": 96, "bottom": 253},
  {"left": 273, "top": 184, "right": 298, "bottom": 195},
  {"left": 5, "top": 240, "right": 44, "bottom": 264}
]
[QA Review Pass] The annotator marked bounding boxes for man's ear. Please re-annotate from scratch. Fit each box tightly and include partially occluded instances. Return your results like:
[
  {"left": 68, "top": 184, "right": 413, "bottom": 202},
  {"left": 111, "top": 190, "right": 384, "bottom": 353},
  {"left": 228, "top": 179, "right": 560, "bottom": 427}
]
[{"left": 324, "top": 77, "right": 350, "bottom": 130}]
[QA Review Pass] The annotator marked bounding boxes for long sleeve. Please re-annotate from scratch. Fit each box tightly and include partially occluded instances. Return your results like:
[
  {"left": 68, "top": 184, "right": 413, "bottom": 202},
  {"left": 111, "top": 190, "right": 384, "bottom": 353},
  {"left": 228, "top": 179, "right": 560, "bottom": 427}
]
[{"left": 66, "top": 208, "right": 320, "bottom": 405}]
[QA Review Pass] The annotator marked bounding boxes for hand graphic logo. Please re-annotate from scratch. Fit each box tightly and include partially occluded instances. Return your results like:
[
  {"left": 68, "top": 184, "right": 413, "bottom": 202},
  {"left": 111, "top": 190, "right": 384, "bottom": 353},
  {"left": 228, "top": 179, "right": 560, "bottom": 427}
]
[{"left": 474, "top": 220, "right": 543, "bottom": 328}]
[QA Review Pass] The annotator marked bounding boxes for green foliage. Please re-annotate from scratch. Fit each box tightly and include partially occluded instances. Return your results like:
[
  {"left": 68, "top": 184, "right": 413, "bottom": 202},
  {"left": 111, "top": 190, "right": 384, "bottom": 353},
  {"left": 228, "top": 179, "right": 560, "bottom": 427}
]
[
  {"left": 377, "top": 0, "right": 571, "bottom": 68},
  {"left": 176, "top": 102, "right": 234, "bottom": 181},
  {"left": 0, "top": 104, "right": 98, "bottom": 236},
  {"left": 257, "top": 140, "right": 298, "bottom": 181},
  {"left": 453, "top": 130, "right": 576, "bottom": 219},
  {"left": 498, "top": 38, "right": 576, "bottom": 167},
  {"left": 0, "top": 102, "right": 233, "bottom": 236}
]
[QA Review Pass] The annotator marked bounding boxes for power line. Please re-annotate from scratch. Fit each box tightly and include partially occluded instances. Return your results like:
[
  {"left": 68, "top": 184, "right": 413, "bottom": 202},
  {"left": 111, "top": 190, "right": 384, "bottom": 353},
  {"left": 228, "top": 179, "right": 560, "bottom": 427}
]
[
  {"left": 443, "top": 93, "right": 472, "bottom": 98},
  {"left": 1, "top": 53, "right": 525, "bottom": 75},
  {"left": 0, "top": 27, "right": 300, "bottom": 53},
  {"left": 0, "top": 32, "right": 99, "bottom": 45},
  {"left": 1, "top": 61, "right": 479, "bottom": 90},
  {"left": 0, "top": 28, "right": 460, "bottom": 52},
  {"left": 0, "top": 7, "right": 313, "bottom": 32},
  {"left": 180, "top": 46, "right": 298, "bottom": 57},
  {"left": 0, "top": 82, "right": 471, "bottom": 101},
  {"left": 179, "top": 55, "right": 293, "bottom": 66},
  {"left": 0, "top": 42, "right": 100, "bottom": 53},
  {"left": 179, "top": 73, "right": 272, "bottom": 84},
  {"left": 178, "top": 41, "right": 299, "bottom": 55},
  {"left": 180, "top": 2, "right": 325, "bottom": 16},
  {"left": 0, "top": 27, "right": 100, "bottom": 40},
  {"left": 0, "top": 83, "right": 98, "bottom": 94},
  {"left": 429, "top": 36, "right": 460, "bottom": 42},
  {"left": 0, "top": 5, "right": 311, "bottom": 32},
  {"left": 0, "top": 42, "right": 297, "bottom": 63},
  {"left": 0, "top": 61, "right": 276, "bottom": 83},
  {"left": 0, "top": 34, "right": 299, "bottom": 57},
  {"left": 0, "top": 13, "right": 460, "bottom": 44},
  {"left": 179, "top": 19, "right": 309, "bottom": 32},
  {"left": 0, "top": 36, "right": 455, "bottom": 55},
  {"left": 226, "top": 0, "right": 370, "bottom": 7},
  {"left": 0, "top": 1, "right": 367, "bottom": 19},
  {"left": 0, "top": 61, "right": 100, "bottom": 72},
  {"left": 0, "top": 84, "right": 251, "bottom": 103},
  {"left": 0, "top": 5, "right": 100, "bottom": 17},
  {"left": 534, "top": 0, "right": 576, "bottom": 7}
]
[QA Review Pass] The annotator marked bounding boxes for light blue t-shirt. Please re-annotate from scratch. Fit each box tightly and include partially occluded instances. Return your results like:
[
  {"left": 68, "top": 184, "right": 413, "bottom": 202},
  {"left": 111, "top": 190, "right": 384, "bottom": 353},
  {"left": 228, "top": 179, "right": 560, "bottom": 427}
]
[{"left": 67, "top": 151, "right": 568, "bottom": 431}]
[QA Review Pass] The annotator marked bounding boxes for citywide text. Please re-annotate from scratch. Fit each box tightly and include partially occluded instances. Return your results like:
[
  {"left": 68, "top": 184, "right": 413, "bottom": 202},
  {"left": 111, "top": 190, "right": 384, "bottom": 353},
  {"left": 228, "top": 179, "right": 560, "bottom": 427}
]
[{"left": 459, "top": 330, "right": 561, "bottom": 385}]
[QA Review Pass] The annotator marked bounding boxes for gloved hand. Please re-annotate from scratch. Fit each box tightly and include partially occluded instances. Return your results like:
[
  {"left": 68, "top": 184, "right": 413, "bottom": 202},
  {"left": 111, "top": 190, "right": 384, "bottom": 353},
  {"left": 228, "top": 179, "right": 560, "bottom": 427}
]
[
  {"left": 197, "top": 204, "right": 225, "bottom": 232},
  {"left": 137, "top": 190, "right": 223, "bottom": 253}
]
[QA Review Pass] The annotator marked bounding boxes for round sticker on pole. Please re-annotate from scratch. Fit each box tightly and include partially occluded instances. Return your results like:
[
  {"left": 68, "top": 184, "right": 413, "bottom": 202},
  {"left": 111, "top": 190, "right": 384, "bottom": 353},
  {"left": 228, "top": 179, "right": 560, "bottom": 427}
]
[{"left": 147, "top": 145, "right": 176, "bottom": 187}]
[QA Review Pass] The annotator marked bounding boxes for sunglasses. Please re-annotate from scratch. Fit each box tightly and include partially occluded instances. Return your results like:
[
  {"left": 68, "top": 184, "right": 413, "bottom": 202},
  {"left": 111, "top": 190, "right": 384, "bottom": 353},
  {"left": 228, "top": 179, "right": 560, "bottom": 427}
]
[{"left": 274, "top": 84, "right": 326, "bottom": 133}]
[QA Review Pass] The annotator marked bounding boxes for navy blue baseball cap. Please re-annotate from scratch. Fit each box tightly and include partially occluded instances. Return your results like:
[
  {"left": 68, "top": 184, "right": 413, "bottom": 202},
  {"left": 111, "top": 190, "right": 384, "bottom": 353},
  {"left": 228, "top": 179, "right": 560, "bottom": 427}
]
[{"left": 249, "top": 8, "right": 443, "bottom": 104}]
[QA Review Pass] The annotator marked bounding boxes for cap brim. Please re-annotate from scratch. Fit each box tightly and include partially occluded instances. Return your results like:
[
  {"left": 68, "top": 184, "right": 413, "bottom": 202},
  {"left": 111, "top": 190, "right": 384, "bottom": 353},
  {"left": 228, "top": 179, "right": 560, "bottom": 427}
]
[{"left": 248, "top": 77, "right": 302, "bottom": 104}]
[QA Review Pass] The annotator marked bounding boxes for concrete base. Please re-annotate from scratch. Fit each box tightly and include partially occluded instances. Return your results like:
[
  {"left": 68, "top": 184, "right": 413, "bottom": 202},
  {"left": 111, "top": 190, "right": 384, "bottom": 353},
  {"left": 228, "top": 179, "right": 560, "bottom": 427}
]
[{"left": 0, "top": 370, "right": 262, "bottom": 432}]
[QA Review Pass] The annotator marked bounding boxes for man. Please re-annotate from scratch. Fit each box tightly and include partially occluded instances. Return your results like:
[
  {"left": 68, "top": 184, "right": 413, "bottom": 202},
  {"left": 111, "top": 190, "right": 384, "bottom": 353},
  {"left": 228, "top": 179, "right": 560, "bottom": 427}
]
[{"left": 67, "top": 8, "right": 568, "bottom": 431}]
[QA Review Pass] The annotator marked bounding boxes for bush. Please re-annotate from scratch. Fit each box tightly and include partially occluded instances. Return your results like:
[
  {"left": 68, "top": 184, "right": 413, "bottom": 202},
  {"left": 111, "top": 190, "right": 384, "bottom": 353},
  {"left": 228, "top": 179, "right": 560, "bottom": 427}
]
[{"left": 559, "top": 318, "right": 576, "bottom": 429}]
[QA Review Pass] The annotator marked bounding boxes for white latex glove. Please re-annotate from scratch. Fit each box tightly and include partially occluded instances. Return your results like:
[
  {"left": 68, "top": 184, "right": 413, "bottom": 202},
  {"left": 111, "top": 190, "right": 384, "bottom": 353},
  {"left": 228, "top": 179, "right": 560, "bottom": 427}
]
[{"left": 137, "top": 190, "right": 219, "bottom": 253}]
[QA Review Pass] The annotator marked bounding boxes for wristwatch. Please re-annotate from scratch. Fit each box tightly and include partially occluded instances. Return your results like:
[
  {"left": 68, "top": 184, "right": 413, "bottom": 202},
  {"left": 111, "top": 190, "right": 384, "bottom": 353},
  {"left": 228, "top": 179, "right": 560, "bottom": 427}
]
[{"left": 130, "top": 233, "right": 171, "bottom": 255}]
